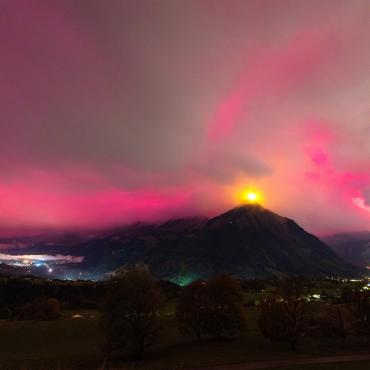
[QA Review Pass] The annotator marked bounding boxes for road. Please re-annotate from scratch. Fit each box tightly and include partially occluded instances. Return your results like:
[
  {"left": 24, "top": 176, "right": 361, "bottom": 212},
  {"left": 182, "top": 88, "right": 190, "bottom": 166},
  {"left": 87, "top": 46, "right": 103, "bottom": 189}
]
[{"left": 186, "top": 353, "right": 370, "bottom": 370}]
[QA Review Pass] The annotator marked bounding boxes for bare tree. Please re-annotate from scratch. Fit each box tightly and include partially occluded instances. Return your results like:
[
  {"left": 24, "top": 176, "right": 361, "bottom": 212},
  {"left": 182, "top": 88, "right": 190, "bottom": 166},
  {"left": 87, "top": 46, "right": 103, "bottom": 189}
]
[
  {"left": 101, "top": 268, "right": 164, "bottom": 358},
  {"left": 176, "top": 274, "right": 246, "bottom": 339}
]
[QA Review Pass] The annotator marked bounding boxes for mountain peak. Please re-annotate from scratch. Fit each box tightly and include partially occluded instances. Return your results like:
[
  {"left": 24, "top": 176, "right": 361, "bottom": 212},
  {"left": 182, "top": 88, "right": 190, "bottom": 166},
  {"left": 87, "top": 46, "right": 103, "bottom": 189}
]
[
  {"left": 206, "top": 203, "right": 288, "bottom": 231},
  {"left": 232, "top": 203, "right": 266, "bottom": 212},
  {"left": 78, "top": 204, "right": 364, "bottom": 281}
]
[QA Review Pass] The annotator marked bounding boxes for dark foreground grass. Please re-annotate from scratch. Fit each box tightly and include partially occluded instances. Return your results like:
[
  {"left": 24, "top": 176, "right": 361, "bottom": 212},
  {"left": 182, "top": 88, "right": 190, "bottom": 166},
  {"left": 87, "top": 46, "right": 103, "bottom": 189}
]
[
  {"left": 0, "top": 310, "right": 103, "bottom": 369},
  {"left": 0, "top": 308, "right": 369, "bottom": 370}
]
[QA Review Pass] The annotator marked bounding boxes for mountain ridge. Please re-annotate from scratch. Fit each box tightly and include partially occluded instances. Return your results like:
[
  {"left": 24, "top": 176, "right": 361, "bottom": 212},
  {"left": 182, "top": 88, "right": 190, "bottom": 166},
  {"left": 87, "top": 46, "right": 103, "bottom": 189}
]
[
  {"left": 74, "top": 204, "right": 364, "bottom": 282},
  {"left": 323, "top": 231, "right": 370, "bottom": 269}
]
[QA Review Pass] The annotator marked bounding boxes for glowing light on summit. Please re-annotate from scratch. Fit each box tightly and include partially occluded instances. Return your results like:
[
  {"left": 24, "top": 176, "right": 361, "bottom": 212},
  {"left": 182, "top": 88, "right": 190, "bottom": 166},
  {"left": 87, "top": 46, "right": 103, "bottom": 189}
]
[
  {"left": 243, "top": 190, "right": 262, "bottom": 204},
  {"left": 245, "top": 192, "right": 258, "bottom": 202},
  {"left": 238, "top": 189, "right": 264, "bottom": 204},
  {"left": 230, "top": 186, "right": 265, "bottom": 206}
]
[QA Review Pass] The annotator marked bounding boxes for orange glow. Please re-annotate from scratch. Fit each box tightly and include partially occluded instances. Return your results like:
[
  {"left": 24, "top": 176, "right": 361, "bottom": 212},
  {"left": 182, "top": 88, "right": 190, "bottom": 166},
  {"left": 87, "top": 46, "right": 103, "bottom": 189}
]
[
  {"left": 230, "top": 186, "right": 264, "bottom": 205},
  {"left": 245, "top": 191, "right": 258, "bottom": 202},
  {"left": 242, "top": 190, "right": 262, "bottom": 204},
  {"left": 228, "top": 183, "right": 266, "bottom": 206}
]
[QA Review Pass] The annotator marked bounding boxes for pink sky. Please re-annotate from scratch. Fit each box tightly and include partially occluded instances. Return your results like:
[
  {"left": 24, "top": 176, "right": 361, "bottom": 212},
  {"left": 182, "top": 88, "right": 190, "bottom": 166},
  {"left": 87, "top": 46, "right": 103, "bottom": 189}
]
[{"left": 0, "top": 0, "right": 369, "bottom": 235}]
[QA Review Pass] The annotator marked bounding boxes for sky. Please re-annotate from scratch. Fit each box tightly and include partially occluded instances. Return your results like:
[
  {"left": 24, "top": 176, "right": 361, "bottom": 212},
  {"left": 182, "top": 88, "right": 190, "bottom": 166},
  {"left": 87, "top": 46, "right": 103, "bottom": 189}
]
[{"left": 0, "top": 0, "right": 369, "bottom": 235}]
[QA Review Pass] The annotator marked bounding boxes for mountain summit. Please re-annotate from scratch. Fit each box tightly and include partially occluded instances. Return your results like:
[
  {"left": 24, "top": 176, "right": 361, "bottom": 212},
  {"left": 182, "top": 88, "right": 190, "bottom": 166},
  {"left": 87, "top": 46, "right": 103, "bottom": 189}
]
[
  {"left": 76, "top": 204, "right": 363, "bottom": 282},
  {"left": 200, "top": 204, "right": 362, "bottom": 279}
]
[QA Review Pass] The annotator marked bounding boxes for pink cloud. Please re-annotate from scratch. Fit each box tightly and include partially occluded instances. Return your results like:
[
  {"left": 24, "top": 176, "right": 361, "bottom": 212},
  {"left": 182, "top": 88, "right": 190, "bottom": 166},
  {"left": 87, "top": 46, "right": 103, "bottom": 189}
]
[
  {"left": 0, "top": 1, "right": 368, "bottom": 234},
  {"left": 0, "top": 179, "right": 193, "bottom": 229}
]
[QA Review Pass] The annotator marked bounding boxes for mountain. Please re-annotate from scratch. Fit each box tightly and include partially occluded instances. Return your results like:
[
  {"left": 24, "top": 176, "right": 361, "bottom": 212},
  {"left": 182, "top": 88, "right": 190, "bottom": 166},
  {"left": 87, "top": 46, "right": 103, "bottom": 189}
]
[
  {"left": 323, "top": 232, "right": 370, "bottom": 269},
  {"left": 75, "top": 205, "right": 363, "bottom": 282}
]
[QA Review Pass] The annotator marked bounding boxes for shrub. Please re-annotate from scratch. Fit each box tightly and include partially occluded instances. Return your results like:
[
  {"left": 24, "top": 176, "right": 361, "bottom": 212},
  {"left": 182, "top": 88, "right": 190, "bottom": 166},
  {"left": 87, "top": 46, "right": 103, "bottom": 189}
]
[
  {"left": 0, "top": 306, "right": 12, "bottom": 319},
  {"left": 17, "top": 297, "right": 60, "bottom": 320}
]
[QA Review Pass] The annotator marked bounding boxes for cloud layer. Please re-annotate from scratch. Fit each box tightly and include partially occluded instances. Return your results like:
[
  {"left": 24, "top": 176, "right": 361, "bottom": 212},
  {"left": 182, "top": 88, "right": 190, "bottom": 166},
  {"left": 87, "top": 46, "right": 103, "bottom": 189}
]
[{"left": 0, "top": 0, "right": 369, "bottom": 234}]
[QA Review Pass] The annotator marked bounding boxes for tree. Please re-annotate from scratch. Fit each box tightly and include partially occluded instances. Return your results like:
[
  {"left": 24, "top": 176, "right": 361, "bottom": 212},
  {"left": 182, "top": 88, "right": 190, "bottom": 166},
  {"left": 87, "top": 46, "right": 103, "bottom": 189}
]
[
  {"left": 356, "top": 295, "right": 370, "bottom": 341},
  {"left": 312, "top": 304, "right": 355, "bottom": 343},
  {"left": 101, "top": 269, "right": 164, "bottom": 358},
  {"left": 277, "top": 277, "right": 311, "bottom": 300},
  {"left": 340, "top": 288, "right": 370, "bottom": 341},
  {"left": 176, "top": 280, "right": 209, "bottom": 339},
  {"left": 205, "top": 274, "right": 246, "bottom": 338},
  {"left": 176, "top": 274, "right": 246, "bottom": 339},
  {"left": 308, "top": 286, "right": 368, "bottom": 344},
  {"left": 332, "top": 286, "right": 370, "bottom": 341},
  {"left": 258, "top": 295, "right": 307, "bottom": 349}
]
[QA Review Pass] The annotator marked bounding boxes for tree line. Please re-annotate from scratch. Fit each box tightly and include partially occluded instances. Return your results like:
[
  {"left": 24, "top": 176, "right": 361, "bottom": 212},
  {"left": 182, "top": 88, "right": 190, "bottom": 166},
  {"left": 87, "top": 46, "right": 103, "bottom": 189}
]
[
  {"left": 101, "top": 270, "right": 370, "bottom": 359},
  {"left": 0, "top": 275, "right": 106, "bottom": 318}
]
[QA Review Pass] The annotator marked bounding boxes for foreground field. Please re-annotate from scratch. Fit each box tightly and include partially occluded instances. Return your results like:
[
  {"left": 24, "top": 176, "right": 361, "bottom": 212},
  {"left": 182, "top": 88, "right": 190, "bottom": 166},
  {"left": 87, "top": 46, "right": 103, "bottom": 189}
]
[
  {"left": 0, "top": 307, "right": 370, "bottom": 370},
  {"left": 0, "top": 310, "right": 102, "bottom": 369}
]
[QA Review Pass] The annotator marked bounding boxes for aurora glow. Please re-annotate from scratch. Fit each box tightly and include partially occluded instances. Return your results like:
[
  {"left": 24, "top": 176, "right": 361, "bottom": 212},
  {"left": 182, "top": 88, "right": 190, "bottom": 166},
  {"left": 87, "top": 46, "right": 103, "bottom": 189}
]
[{"left": 0, "top": 0, "right": 368, "bottom": 235}]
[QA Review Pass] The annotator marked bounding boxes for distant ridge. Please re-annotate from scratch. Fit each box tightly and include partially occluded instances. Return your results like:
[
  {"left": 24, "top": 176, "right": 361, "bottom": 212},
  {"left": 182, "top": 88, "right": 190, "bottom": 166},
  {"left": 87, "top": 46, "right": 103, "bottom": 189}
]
[{"left": 323, "top": 231, "right": 370, "bottom": 268}]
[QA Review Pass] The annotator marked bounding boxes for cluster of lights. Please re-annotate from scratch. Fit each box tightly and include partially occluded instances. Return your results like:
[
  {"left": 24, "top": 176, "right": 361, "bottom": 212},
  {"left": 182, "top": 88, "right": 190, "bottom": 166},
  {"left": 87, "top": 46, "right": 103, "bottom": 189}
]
[
  {"left": 7, "top": 259, "right": 54, "bottom": 273},
  {"left": 0, "top": 253, "right": 97, "bottom": 281},
  {"left": 0, "top": 254, "right": 84, "bottom": 276}
]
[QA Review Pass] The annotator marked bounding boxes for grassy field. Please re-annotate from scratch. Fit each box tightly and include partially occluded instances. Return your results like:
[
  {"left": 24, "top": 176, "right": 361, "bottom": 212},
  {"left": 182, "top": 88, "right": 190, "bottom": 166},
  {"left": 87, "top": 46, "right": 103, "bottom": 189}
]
[
  {"left": 0, "top": 310, "right": 103, "bottom": 369},
  {"left": 0, "top": 307, "right": 369, "bottom": 370}
]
